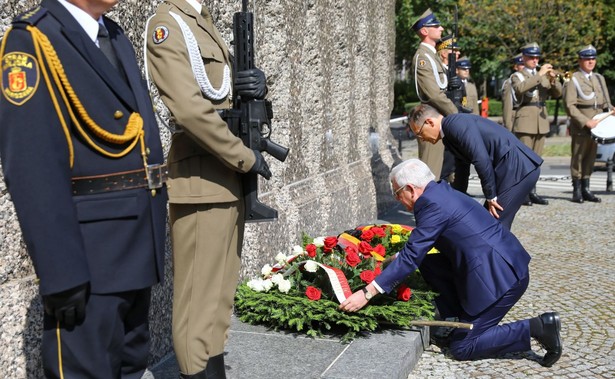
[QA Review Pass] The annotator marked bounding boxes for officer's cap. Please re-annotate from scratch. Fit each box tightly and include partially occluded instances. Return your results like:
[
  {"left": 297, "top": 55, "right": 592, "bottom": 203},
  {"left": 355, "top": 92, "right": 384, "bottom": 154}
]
[
  {"left": 512, "top": 53, "right": 524, "bottom": 65},
  {"left": 412, "top": 9, "right": 441, "bottom": 32},
  {"left": 520, "top": 42, "right": 541, "bottom": 57},
  {"left": 436, "top": 35, "right": 459, "bottom": 52},
  {"left": 456, "top": 57, "right": 471, "bottom": 69},
  {"left": 578, "top": 44, "right": 597, "bottom": 59}
]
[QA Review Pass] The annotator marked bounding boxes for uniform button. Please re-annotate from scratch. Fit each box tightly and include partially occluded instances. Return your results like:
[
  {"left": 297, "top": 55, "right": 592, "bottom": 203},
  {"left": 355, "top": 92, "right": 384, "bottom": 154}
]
[
  {"left": 146, "top": 148, "right": 151, "bottom": 155},
  {"left": 114, "top": 111, "right": 123, "bottom": 119}
]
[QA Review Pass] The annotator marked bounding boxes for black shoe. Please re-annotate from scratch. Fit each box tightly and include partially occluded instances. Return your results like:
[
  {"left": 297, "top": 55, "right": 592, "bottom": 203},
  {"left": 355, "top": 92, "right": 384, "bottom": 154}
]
[
  {"left": 522, "top": 199, "right": 533, "bottom": 206},
  {"left": 529, "top": 192, "right": 549, "bottom": 205},
  {"left": 180, "top": 354, "right": 227, "bottom": 379},
  {"left": 536, "top": 312, "right": 562, "bottom": 367},
  {"left": 581, "top": 179, "right": 601, "bottom": 202}
]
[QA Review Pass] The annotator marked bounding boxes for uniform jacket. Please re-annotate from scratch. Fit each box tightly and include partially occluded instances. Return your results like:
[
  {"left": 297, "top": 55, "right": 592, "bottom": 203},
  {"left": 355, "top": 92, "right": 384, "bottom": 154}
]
[
  {"left": 0, "top": 0, "right": 167, "bottom": 296},
  {"left": 374, "top": 181, "right": 531, "bottom": 316},
  {"left": 464, "top": 80, "right": 480, "bottom": 115},
  {"left": 511, "top": 68, "right": 562, "bottom": 134},
  {"left": 500, "top": 78, "right": 516, "bottom": 131},
  {"left": 412, "top": 43, "right": 458, "bottom": 115},
  {"left": 146, "top": 0, "right": 256, "bottom": 204},
  {"left": 441, "top": 113, "right": 543, "bottom": 200},
  {"left": 564, "top": 70, "right": 612, "bottom": 136}
]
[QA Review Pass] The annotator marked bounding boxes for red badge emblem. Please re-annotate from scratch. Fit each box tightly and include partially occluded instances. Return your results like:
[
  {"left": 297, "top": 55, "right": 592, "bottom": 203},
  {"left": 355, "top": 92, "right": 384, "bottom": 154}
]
[
  {"left": 2, "top": 52, "right": 39, "bottom": 106},
  {"left": 152, "top": 26, "right": 169, "bottom": 44}
]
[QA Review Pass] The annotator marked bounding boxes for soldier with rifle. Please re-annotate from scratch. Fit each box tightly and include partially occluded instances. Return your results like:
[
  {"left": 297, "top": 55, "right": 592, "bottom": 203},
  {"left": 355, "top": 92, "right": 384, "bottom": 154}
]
[{"left": 145, "top": 0, "right": 285, "bottom": 377}]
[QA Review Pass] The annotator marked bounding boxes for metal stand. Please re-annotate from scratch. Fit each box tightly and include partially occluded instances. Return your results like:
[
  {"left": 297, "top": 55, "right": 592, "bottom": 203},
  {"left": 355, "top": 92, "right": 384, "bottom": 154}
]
[{"left": 607, "top": 158, "right": 613, "bottom": 192}]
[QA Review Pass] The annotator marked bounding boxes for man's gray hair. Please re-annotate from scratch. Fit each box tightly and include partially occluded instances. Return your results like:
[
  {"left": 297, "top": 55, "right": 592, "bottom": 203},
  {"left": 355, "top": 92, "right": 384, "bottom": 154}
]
[{"left": 389, "top": 159, "right": 435, "bottom": 189}]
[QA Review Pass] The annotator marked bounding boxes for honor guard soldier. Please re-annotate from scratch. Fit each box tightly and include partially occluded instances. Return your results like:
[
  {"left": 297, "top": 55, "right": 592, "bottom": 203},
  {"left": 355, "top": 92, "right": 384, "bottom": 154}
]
[
  {"left": 563, "top": 44, "right": 612, "bottom": 203},
  {"left": 410, "top": 9, "right": 459, "bottom": 180},
  {"left": 0, "top": 0, "right": 168, "bottom": 377},
  {"left": 436, "top": 34, "right": 460, "bottom": 70},
  {"left": 145, "top": 0, "right": 271, "bottom": 377},
  {"left": 501, "top": 54, "right": 525, "bottom": 131},
  {"left": 511, "top": 42, "right": 562, "bottom": 205},
  {"left": 456, "top": 57, "right": 479, "bottom": 115}
]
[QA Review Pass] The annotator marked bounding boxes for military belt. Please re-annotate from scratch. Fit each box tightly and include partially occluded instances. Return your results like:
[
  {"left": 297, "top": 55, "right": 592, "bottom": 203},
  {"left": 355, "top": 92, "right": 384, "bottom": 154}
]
[
  {"left": 71, "top": 164, "right": 168, "bottom": 196},
  {"left": 576, "top": 104, "right": 606, "bottom": 110},
  {"left": 520, "top": 102, "right": 546, "bottom": 108}
]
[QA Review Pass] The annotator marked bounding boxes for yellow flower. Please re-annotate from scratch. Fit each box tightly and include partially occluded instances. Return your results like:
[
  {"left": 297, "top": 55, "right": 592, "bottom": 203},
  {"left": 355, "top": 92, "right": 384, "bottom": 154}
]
[
  {"left": 390, "top": 235, "right": 401, "bottom": 243},
  {"left": 391, "top": 224, "right": 402, "bottom": 234}
]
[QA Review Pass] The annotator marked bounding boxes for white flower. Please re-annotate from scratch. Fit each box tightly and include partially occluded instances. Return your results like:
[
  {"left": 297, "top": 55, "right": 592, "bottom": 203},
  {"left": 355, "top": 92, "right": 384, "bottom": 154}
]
[
  {"left": 261, "top": 264, "right": 273, "bottom": 277},
  {"left": 304, "top": 260, "right": 318, "bottom": 273},
  {"left": 292, "top": 245, "right": 304, "bottom": 255},
  {"left": 271, "top": 273, "right": 284, "bottom": 286},
  {"left": 277, "top": 278, "right": 292, "bottom": 293},
  {"left": 313, "top": 237, "right": 325, "bottom": 247},
  {"left": 247, "top": 278, "right": 273, "bottom": 292},
  {"left": 275, "top": 252, "right": 287, "bottom": 264}
]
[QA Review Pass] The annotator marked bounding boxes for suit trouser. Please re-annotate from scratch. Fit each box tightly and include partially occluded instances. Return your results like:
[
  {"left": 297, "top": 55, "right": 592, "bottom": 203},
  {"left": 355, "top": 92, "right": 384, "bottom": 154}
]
[
  {"left": 170, "top": 201, "right": 243, "bottom": 375},
  {"left": 448, "top": 276, "right": 531, "bottom": 361},
  {"left": 42, "top": 289, "right": 151, "bottom": 379},
  {"left": 418, "top": 139, "right": 444, "bottom": 179},
  {"left": 570, "top": 133, "right": 598, "bottom": 179},
  {"left": 488, "top": 167, "right": 540, "bottom": 230}
]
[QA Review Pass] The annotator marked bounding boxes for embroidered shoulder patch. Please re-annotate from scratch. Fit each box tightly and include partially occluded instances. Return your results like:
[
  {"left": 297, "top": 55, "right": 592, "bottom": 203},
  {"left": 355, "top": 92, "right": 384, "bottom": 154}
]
[
  {"left": 152, "top": 25, "right": 169, "bottom": 44},
  {"left": 1, "top": 52, "right": 39, "bottom": 106},
  {"left": 419, "top": 59, "right": 426, "bottom": 67}
]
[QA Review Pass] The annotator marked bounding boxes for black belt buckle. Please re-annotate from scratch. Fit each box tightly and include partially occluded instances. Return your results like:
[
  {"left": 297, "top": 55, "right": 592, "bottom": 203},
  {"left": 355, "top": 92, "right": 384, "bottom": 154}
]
[{"left": 146, "top": 164, "right": 167, "bottom": 190}]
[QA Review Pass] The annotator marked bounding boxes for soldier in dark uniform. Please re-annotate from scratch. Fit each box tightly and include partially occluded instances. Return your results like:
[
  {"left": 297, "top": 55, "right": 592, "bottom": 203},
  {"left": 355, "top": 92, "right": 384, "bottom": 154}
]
[
  {"left": 410, "top": 9, "right": 459, "bottom": 180},
  {"left": 563, "top": 45, "right": 612, "bottom": 203},
  {"left": 511, "top": 42, "right": 562, "bottom": 205},
  {"left": 501, "top": 54, "right": 524, "bottom": 132},
  {"left": 0, "top": 0, "right": 167, "bottom": 377}
]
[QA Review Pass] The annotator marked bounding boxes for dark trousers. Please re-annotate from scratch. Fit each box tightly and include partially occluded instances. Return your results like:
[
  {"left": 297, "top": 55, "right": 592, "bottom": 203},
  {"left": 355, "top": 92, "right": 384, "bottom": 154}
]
[
  {"left": 448, "top": 276, "right": 531, "bottom": 360},
  {"left": 42, "top": 288, "right": 151, "bottom": 379},
  {"left": 487, "top": 167, "right": 540, "bottom": 230}
]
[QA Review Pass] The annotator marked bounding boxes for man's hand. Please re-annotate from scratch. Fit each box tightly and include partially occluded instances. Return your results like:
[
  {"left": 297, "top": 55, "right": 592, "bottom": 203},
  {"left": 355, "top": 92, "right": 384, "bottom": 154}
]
[
  {"left": 339, "top": 290, "right": 369, "bottom": 313},
  {"left": 43, "top": 283, "right": 89, "bottom": 327},
  {"left": 249, "top": 150, "right": 272, "bottom": 180},
  {"left": 448, "top": 76, "right": 462, "bottom": 90},
  {"left": 486, "top": 198, "right": 504, "bottom": 219},
  {"left": 235, "top": 68, "right": 267, "bottom": 99}
]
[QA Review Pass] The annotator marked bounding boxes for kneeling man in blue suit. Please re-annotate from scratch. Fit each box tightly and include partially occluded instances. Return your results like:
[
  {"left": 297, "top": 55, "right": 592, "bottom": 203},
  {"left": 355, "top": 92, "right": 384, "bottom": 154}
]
[{"left": 340, "top": 159, "right": 562, "bottom": 367}]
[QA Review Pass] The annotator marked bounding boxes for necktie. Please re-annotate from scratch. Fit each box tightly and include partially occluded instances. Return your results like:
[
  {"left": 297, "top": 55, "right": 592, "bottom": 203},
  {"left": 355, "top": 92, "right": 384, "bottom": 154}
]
[{"left": 98, "top": 23, "right": 119, "bottom": 70}]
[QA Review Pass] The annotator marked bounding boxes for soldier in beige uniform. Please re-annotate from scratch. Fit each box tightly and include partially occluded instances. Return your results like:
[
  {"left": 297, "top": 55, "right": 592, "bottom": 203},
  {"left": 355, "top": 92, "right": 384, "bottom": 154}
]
[
  {"left": 511, "top": 42, "right": 562, "bottom": 205},
  {"left": 145, "top": 0, "right": 271, "bottom": 377},
  {"left": 501, "top": 54, "right": 524, "bottom": 131},
  {"left": 456, "top": 57, "right": 479, "bottom": 115},
  {"left": 563, "top": 45, "right": 612, "bottom": 203},
  {"left": 411, "top": 9, "right": 458, "bottom": 179}
]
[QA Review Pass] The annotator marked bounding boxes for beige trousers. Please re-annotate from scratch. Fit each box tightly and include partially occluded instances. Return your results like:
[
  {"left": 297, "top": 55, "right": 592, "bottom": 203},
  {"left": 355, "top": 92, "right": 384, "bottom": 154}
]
[{"left": 418, "top": 139, "right": 445, "bottom": 179}]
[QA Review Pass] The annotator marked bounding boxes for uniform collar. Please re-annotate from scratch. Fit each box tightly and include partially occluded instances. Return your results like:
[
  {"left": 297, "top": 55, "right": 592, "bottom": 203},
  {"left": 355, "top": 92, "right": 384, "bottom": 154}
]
[
  {"left": 420, "top": 42, "right": 436, "bottom": 54},
  {"left": 57, "top": 0, "right": 101, "bottom": 44},
  {"left": 185, "top": 0, "right": 202, "bottom": 14}
]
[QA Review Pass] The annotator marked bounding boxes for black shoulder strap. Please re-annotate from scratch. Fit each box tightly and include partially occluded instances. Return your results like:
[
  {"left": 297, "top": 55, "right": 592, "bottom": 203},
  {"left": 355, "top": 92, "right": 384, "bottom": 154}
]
[{"left": 13, "top": 6, "right": 48, "bottom": 27}]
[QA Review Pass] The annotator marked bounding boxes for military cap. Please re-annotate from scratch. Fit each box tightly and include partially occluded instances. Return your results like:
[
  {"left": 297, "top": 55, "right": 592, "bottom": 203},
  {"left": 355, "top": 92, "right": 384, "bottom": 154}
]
[
  {"left": 512, "top": 53, "right": 523, "bottom": 65},
  {"left": 436, "top": 35, "right": 459, "bottom": 52},
  {"left": 411, "top": 9, "right": 441, "bottom": 31},
  {"left": 456, "top": 57, "right": 471, "bottom": 69},
  {"left": 578, "top": 44, "right": 597, "bottom": 59},
  {"left": 520, "top": 42, "right": 541, "bottom": 57}
]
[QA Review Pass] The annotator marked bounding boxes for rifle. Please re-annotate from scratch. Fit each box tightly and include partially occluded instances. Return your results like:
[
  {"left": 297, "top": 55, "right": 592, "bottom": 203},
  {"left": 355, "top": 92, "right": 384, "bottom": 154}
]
[
  {"left": 446, "top": 6, "right": 471, "bottom": 113},
  {"left": 233, "top": 0, "right": 289, "bottom": 222}
]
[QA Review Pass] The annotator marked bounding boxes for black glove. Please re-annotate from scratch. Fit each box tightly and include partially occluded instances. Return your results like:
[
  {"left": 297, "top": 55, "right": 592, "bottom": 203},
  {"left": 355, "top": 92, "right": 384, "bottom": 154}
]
[
  {"left": 249, "top": 150, "right": 272, "bottom": 180},
  {"left": 43, "top": 283, "right": 89, "bottom": 327},
  {"left": 235, "top": 68, "right": 267, "bottom": 99},
  {"left": 448, "top": 76, "right": 462, "bottom": 90}
]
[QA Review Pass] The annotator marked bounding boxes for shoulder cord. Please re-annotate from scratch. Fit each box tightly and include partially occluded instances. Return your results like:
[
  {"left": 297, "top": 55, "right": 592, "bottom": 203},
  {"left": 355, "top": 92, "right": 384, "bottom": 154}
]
[
  {"left": 1, "top": 26, "right": 147, "bottom": 169},
  {"left": 571, "top": 75, "right": 596, "bottom": 102},
  {"left": 513, "top": 71, "right": 537, "bottom": 99},
  {"left": 414, "top": 52, "right": 447, "bottom": 102},
  {"left": 168, "top": 11, "right": 231, "bottom": 101}
]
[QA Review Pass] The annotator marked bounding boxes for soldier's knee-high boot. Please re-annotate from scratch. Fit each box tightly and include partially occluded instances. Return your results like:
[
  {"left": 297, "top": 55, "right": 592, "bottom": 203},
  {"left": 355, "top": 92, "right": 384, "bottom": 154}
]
[
  {"left": 572, "top": 179, "right": 583, "bottom": 203},
  {"left": 180, "top": 355, "right": 226, "bottom": 379},
  {"left": 529, "top": 186, "right": 549, "bottom": 205},
  {"left": 581, "top": 178, "right": 601, "bottom": 202}
]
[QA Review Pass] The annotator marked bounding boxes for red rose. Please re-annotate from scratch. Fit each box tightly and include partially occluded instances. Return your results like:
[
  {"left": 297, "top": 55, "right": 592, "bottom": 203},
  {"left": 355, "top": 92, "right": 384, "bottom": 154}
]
[
  {"left": 358, "top": 241, "right": 373, "bottom": 256},
  {"left": 344, "top": 245, "right": 358, "bottom": 255},
  {"left": 371, "top": 226, "right": 386, "bottom": 238},
  {"left": 373, "top": 244, "right": 386, "bottom": 257},
  {"left": 305, "top": 244, "right": 317, "bottom": 258},
  {"left": 397, "top": 285, "right": 412, "bottom": 301},
  {"left": 374, "top": 266, "right": 382, "bottom": 276},
  {"left": 305, "top": 286, "right": 322, "bottom": 301},
  {"left": 360, "top": 270, "right": 375, "bottom": 284},
  {"left": 323, "top": 236, "right": 338, "bottom": 253},
  {"left": 360, "top": 229, "right": 375, "bottom": 242},
  {"left": 345, "top": 251, "right": 361, "bottom": 267}
]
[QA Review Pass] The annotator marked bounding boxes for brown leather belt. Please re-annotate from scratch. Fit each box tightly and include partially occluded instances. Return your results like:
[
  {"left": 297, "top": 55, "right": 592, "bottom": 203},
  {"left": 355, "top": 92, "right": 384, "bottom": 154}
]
[
  {"left": 577, "top": 104, "right": 606, "bottom": 110},
  {"left": 71, "top": 164, "right": 168, "bottom": 196}
]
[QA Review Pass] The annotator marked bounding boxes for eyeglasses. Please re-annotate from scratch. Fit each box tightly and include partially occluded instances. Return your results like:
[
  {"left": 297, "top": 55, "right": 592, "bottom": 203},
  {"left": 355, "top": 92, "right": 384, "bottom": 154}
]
[
  {"left": 393, "top": 185, "right": 406, "bottom": 199},
  {"left": 414, "top": 120, "right": 428, "bottom": 137}
]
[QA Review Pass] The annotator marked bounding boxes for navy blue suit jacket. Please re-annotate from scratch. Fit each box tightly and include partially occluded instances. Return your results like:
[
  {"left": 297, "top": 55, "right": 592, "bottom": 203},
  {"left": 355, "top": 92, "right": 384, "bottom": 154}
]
[
  {"left": 0, "top": 1, "right": 167, "bottom": 296},
  {"left": 441, "top": 113, "right": 542, "bottom": 200},
  {"left": 375, "top": 181, "right": 531, "bottom": 316}
]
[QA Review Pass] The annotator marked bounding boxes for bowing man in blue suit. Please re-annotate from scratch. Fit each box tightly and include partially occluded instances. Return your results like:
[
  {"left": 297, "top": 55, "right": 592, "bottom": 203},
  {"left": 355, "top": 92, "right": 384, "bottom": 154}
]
[
  {"left": 340, "top": 159, "right": 562, "bottom": 367},
  {"left": 408, "top": 103, "right": 543, "bottom": 229}
]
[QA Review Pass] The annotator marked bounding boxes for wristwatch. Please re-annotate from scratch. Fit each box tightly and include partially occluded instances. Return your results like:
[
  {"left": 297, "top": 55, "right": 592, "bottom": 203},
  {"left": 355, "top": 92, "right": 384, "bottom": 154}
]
[{"left": 362, "top": 287, "right": 374, "bottom": 301}]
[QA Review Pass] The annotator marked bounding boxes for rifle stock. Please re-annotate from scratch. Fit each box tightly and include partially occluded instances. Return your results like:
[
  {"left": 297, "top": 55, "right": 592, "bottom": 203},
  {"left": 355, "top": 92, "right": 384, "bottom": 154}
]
[{"left": 233, "top": 2, "right": 289, "bottom": 223}]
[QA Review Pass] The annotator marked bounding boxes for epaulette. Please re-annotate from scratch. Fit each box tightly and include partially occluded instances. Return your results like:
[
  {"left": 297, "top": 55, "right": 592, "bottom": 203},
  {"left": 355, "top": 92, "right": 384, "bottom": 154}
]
[{"left": 13, "top": 6, "right": 47, "bottom": 26}]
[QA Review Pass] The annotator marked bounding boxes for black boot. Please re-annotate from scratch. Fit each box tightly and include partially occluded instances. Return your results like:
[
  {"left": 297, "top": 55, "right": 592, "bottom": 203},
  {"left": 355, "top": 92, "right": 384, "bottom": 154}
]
[
  {"left": 522, "top": 195, "right": 532, "bottom": 206},
  {"left": 581, "top": 178, "right": 601, "bottom": 202},
  {"left": 529, "top": 187, "right": 549, "bottom": 205},
  {"left": 571, "top": 179, "right": 583, "bottom": 203},
  {"left": 180, "top": 355, "right": 226, "bottom": 379}
]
